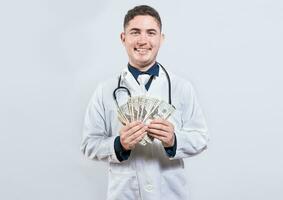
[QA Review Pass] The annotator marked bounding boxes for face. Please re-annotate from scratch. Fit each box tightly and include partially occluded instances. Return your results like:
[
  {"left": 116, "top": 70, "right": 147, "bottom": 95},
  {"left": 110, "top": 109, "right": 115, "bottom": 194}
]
[{"left": 121, "top": 15, "right": 164, "bottom": 71}]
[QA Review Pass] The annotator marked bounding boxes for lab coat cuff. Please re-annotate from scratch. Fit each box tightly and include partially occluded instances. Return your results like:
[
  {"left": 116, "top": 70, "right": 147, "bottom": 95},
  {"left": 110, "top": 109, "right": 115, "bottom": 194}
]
[
  {"left": 164, "top": 134, "right": 177, "bottom": 158},
  {"left": 114, "top": 136, "right": 131, "bottom": 162}
]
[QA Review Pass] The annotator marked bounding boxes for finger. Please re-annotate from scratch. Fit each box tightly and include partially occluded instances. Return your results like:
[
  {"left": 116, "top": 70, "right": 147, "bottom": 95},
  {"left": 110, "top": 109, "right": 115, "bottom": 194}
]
[
  {"left": 120, "top": 123, "right": 143, "bottom": 141},
  {"left": 128, "top": 126, "right": 148, "bottom": 142},
  {"left": 131, "top": 131, "right": 147, "bottom": 146},
  {"left": 148, "top": 123, "right": 170, "bottom": 132},
  {"left": 150, "top": 118, "right": 165, "bottom": 123},
  {"left": 150, "top": 119, "right": 171, "bottom": 126},
  {"left": 148, "top": 133, "right": 167, "bottom": 142},
  {"left": 150, "top": 120, "right": 174, "bottom": 131},
  {"left": 124, "top": 121, "right": 142, "bottom": 131},
  {"left": 151, "top": 118, "right": 174, "bottom": 126},
  {"left": 127, "top": 143, "right": 135, "bottom": 150},
  {"left": 127, "top": 123, "right": 145, "bottom": 137},
  {"left": 148, "top": 128, "right": 168, "bottom": 137}
]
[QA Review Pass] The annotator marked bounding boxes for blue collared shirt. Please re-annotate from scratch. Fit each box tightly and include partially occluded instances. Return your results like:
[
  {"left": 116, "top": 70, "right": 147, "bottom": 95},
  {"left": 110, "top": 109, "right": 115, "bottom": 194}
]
[{"left": 128, "top": 62, "right": 159, "bottom": 90}]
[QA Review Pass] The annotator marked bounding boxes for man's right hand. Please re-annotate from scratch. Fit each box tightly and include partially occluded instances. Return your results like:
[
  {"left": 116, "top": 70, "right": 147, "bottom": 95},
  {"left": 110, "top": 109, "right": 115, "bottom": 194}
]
[{"left": 119, "top": 121, "right": 148, "bottom": 150}]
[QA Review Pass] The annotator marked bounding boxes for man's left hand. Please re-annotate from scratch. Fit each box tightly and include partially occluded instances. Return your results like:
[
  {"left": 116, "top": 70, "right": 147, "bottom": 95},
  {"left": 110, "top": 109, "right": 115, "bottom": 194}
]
[{"left": 148, "top": 119, "right": 175, "bottom": 147}]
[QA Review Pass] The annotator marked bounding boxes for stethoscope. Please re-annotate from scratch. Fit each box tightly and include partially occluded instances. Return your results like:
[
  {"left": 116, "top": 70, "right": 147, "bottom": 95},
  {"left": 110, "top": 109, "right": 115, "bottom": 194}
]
[{"left": 113, "top": 62, "right": 174, "bottom": 108}]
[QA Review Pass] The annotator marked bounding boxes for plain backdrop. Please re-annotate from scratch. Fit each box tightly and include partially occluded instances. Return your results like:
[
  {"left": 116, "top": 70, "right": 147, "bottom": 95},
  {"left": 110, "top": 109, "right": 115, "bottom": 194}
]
[{"left": 0, "top": 0, "right": 282, "bottom": 199}]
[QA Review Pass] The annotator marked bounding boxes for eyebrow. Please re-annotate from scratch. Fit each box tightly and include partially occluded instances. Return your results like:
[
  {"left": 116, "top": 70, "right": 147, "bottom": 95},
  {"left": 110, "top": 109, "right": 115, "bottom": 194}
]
[
  {"left": 147, "top": 29, "right": 157, "bottom": 32},
  {"left": 128, "top": 28, "right": 158, "bottom": 32},
  {"left": 129, "top": 28, "right": 140, "bottom": 32}
]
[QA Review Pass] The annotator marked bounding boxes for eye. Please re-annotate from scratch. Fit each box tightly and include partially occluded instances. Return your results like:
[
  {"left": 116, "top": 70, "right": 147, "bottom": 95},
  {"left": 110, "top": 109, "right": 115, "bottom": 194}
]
[
  {"left": 130, "top": 31, "right": 140, "bottom": 35},
  {"left": 148, "top": 31, "right": 156, "bottom": 36}
]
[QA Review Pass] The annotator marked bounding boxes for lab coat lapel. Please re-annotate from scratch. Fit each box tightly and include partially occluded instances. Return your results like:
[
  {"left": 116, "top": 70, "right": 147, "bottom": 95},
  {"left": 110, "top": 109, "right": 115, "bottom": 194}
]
[
  {"left": 120, "top": 68, "right": 142, "bottom": 96},
  {"left": 120, "top": 67, "right": 168, "bottom": 101},
  {"left": 147, "top": 68, "right": 168, "bottom": 101}
]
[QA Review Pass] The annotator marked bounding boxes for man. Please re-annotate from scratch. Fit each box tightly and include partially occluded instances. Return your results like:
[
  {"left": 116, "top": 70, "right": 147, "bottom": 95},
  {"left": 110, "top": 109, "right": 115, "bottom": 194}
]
[{"left": 81, "top": 5, "right": 209, "bottom": 200}]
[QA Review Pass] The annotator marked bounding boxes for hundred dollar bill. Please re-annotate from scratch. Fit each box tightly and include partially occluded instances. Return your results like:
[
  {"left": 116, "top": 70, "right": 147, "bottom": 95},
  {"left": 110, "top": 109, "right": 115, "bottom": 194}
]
[
  {"left": 118, "top": 104, "right": 128, "bottom": 122},
  {"left": 150, "top": 100, "right": 175, "bottom": 120},
  {"left": 138, "top": 96, "right": 148, "bottom": 121},
  {"left": 117, "top": 110, "right": 127, "bottom": 125},
  {"left": 136, "top": 97, "right": 153, "bottom": 143},
  {"left": 132, "top": 96, "right": 140, "bottom": 121},
  {"left": 141, "top": 97, "right": 154, "bottom": 122},
  {"left": 136, "top": 96, "right": 148, "bottom": 145},
  {"left": 143, "top": 98, "right": 162, "bottom": 123},
  {"left": 119, "top": 103, "right": 131, "bottom": 123},
  {"left": 141, "top": 97, "right": 162, "bottom": 143},
  {"left": 137, "top": 96, "right": 144, "bottom": 121},
  {"left": 128, "top": 97, "right": 135, "bottom": 122}
]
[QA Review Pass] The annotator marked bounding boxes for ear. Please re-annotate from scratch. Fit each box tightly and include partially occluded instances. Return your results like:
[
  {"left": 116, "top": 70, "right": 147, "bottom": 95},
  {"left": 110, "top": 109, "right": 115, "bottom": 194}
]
[
  {"left": 120, "top": 32, "right": 125, "bottom": 44},
  {"left": 160, "top": 33, "right": 165, "bottom": 45}
]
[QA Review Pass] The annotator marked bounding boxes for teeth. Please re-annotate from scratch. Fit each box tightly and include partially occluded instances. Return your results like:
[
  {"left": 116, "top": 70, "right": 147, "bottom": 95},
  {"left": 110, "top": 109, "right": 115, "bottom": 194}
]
[{"left": 135, "top": 48, "right": 149, "bottom": 53}]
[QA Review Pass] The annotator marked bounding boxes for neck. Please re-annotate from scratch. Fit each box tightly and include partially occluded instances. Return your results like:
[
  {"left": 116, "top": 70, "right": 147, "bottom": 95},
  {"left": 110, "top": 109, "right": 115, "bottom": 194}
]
[{"left": 129, "top": 61, "right": 156, "bottom": 72}]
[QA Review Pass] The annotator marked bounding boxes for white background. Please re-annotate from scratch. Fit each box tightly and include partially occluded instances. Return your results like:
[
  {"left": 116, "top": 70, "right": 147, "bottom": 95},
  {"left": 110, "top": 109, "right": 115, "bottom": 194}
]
[{"left": 0, "top": 0, "right": 282, "bottom": 199}]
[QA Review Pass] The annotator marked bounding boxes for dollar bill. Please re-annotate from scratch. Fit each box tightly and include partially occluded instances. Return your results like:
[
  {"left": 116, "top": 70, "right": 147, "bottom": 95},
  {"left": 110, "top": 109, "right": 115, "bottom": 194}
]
[
  {"left": 137, "top": 96, "right": 145, "bottom": 121},
  {"left": 117, "top": 107, "right": 128, "bottom": 124},
  {"left": 149, "top": 100, "right": 175, "bottom": 120},
  {"left": 143, "top": 98, "right": 161, "bottom": 123},
  {"left": 132, "top": 96, "right": 140, "bottom": 121},
  {"left": 120, "top": 103, "right": 131, "bottom": 122}
]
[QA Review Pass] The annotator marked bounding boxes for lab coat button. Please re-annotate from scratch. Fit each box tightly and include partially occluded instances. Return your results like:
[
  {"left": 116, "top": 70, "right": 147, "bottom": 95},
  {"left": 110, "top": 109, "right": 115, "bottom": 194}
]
[{"left": 145, "top": 184, "right": 154, "bottom": 192}]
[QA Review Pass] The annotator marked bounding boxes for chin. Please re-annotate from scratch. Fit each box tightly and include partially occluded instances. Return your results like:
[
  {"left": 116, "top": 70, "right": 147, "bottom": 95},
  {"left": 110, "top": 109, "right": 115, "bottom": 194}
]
[
  {"left": 135, "top": 57, "right": 152, "bottom": 64},
  {"left": 138, "top": 61, "right": 155, "bottom": 68}
]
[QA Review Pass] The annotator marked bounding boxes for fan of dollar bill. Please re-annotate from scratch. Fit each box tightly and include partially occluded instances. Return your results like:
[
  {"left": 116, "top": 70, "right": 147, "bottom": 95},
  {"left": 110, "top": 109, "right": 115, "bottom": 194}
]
[{"left": 117, "top": 96, "right": 175, "bottom": 145}]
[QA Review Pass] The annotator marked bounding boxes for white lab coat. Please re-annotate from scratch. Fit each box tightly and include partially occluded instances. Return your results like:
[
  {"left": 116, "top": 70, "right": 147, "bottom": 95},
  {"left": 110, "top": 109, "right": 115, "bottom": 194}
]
[{"left": 81, "top": 66, "right": 209, "bottom": 200}]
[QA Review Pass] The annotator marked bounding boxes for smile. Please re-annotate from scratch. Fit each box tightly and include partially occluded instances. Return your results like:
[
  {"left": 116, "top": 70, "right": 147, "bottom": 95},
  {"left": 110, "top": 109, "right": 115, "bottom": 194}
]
[{"left": 134, "top": 48, "right": 152, "bottom": 54}]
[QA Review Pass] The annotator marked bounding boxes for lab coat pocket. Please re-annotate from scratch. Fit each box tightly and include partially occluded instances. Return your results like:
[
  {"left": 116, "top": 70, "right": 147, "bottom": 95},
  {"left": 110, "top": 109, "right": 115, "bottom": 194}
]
[{"left": 107, "top": 168, "right": 140, "bottom": 200}]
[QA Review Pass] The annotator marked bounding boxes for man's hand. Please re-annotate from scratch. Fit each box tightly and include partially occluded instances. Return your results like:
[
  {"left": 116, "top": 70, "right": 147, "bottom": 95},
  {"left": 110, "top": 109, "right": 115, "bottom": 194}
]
[
  {"left": 119, "top": 121, "right": 148, "bottom": 150},
  {"left": 148, "top": 119, "right": 175, "bottom": 147}
]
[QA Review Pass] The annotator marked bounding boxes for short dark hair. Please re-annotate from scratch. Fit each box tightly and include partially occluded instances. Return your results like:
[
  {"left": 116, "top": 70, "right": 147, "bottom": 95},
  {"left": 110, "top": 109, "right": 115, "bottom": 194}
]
[{"left": 123, "top": 5, "right": 162, "bottom": 31}]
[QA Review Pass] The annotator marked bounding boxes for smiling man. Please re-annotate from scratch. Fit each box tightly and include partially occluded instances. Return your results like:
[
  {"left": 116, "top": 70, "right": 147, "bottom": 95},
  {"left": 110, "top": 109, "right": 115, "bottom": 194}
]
[
  {"left": 121, "top": 14, "right": 164, "bottom": 71},
  {"left": 81, "top": 5, "right": 209, "bottom": 200}
]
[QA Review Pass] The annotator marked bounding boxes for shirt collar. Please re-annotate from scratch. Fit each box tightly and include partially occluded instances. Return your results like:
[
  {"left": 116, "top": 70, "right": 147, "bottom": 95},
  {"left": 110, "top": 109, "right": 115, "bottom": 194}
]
[{"left": 128, "top": 62, "right": 159, "bottom": 81}]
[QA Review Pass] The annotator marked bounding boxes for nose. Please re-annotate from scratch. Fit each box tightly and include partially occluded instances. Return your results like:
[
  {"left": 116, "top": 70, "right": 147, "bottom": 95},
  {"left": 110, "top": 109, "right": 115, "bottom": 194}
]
[{"left": 137, "top": 33, "right": 148, "bottom": 45}]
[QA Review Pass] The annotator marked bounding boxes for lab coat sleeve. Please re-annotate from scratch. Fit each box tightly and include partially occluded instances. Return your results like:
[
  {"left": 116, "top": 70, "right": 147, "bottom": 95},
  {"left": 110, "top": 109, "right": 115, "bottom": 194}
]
[
  {"left": 80, "top": 84, "right": 121, "bottom": 163},
  {"left": 170, "top": 82, "right": 209, "bottom": 160}
]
